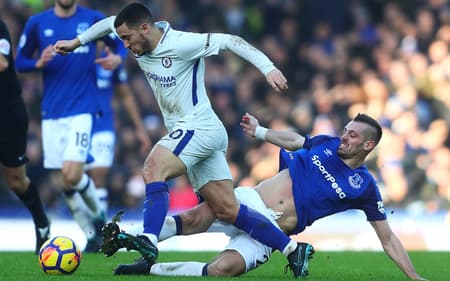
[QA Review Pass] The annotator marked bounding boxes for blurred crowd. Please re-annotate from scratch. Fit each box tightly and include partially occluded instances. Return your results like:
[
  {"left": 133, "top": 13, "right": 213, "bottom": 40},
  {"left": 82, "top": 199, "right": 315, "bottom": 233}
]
[{"left": 0, "top": 0, "right": 449, "bottom": 216}]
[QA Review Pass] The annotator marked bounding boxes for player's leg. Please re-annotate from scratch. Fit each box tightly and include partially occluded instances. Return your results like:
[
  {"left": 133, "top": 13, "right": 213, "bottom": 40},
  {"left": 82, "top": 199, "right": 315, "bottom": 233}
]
[
  {"left": 61, "top": 114, "right": 102, "bottom": 217},
  {"left": 159, "top": 200, "right": 216, "bottom": 240},
  {"left": 114, "top": 249, "right": 244, "bottom": 276},
  {"left": 116, "top": 231, "right": 269, "bottom": 276},
  {"left": 86, "top": 130, "right": 116, "bottom": 215},
  {"left": 197, "top": 153, "right": 310, "bottom": 276},
  {"left": 102, "top": 141, "right": 185, "bottom": 263},
  {"left": 88, "top": 166, "right": 109, "bottom": 212},
  {"left": 3, "top": 165, "right": 50, "bottom": 254},
  {"left": 42, "top": 114, "right": 104, "bottom": 252},
  {"left": 204, "top": 231, "right": 274, "bottom": 277},
  {"left": 139, "top": 143, "right": 185, "bottom": 249},
  {"left": 197, "top": 158, "right": 295, "bottom": 251},
  {"left": 1, "top": 100, "right": 49, "bottom": 254},
  {"left": 148, "top": 250, "right": 245, "bottom": 277},
  {"left": 174, "top": 126, "right": 295, "bottom": 257},
  {"left": 102, "top": 201, "right": 225, "bottom": 257},
  {"left": 62, "top": 160, "right": 105, "bottom": 252},
  {"left": 65, "top": 129, "right": 115, "bottom": 251},
  {"left": 162, "top": 201, "right": 275, "bottom": 277},
  {"left": 62, "top": 126, "right": 105, "bottom": 252},
  {"left": 111, "top": 127, "right": 228, "bottom": 270}
]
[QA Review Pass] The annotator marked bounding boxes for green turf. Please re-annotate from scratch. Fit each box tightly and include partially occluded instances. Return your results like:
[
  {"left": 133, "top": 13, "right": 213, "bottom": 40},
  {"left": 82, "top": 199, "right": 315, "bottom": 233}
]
[{"left": 0, "top": 251, "right": 446, "bottom": 280}]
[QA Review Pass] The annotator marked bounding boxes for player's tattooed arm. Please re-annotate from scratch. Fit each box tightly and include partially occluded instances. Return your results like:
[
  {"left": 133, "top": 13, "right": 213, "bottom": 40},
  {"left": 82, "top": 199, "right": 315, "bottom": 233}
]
[
  {"left": 229, "top": 35, "right": 258, "bottom": 52},
  {"left": 222, "top": 34, "right": 287, "bottom": 91}
]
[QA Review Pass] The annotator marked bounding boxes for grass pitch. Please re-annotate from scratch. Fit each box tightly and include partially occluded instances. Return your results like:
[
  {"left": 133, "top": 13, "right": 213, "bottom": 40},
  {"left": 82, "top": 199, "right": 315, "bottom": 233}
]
[{"left": 0, "top": 251, "right": 447, "bottom": 281}]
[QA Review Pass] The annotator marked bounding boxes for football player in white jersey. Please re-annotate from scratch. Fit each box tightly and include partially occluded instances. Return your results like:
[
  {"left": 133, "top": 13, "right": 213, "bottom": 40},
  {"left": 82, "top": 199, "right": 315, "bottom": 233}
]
[{"left": 53, "top": 2, "right": 308, "bottom": 277}]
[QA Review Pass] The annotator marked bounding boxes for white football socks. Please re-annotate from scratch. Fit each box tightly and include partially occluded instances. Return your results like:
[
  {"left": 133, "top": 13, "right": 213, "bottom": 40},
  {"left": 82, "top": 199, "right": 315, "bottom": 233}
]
[
  {"left": 95, "top": 187, "right": 108, "bottom": 216},
  {"left": 282, "top": 240, "right": 298, "bottom": 256},
  {"left": 74, "top": 174, "right": 102, "bottom": 217},
  {"left": 150, "top": 262, "right": 206, "bottom": 276},
  {"left": 158, "top": 216, "right": 177, "bottom": 241},
  {"left": 62, "top": 192, "right": 95, "bottom": 239}
]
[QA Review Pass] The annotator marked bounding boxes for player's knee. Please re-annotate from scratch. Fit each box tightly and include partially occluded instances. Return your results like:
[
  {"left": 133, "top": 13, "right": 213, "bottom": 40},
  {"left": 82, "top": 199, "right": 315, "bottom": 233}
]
[
  {"left": 5, "top": 174, "right": 28, "bottom": 193},
  {"left": 178, "top": 211, "right": 204, "bottom": 234},
  {"left": 62, "top": 171, "right": 82, "bottom": 188},
  {"left": 142, "top": 157, "right": 165, "bottom": 182},
  {"left": 212, "top": 203, "right": 239, "bottom": 223}
]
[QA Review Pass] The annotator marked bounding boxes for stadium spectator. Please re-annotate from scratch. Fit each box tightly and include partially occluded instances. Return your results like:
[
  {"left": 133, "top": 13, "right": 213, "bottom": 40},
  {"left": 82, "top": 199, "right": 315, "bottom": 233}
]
[{"left": 0, "top": 18, "right": 50, "bottom": 255}]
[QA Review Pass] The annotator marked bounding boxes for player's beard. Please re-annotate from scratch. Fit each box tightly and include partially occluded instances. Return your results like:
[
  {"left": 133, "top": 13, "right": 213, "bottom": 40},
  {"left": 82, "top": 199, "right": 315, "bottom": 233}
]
[
  {"left": 56, "top": 0, "right": 77, "bottom": 10},
  {"left": 140, "top": 34, "right": 153, "bottom": 54}
]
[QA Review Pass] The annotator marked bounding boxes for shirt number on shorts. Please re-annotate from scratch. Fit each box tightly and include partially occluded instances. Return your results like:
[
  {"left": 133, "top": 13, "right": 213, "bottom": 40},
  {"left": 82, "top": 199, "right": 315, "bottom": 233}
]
[{"left": 75, "top": 132, "right": 89, "bottom": 148}]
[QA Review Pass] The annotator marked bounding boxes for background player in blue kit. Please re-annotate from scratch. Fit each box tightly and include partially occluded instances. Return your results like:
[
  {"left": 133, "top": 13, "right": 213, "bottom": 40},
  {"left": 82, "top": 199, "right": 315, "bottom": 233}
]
[
  {"left": 54, "top": 2, "right": 313, "bottom": 276},
  {"left": 70, "top": 44, "right": 151, "bottom": 243},
  {"left": 15, "top": 0, "right": 125, "bottom": 252},
  {"left": 0, "top": 18, "right": 50, "bottom": 255},
  {"left": 88, "top": 45, "right": 151, "bottom": 216},
  {"left": 104, "top": 112, "right": 426, "bottom": 280}
]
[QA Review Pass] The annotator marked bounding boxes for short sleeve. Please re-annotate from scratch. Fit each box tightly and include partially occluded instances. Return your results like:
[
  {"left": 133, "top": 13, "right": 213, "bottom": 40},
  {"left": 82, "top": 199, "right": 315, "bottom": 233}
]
[{"left": 359, "top": 183, "right": 387, "bottom": 221}]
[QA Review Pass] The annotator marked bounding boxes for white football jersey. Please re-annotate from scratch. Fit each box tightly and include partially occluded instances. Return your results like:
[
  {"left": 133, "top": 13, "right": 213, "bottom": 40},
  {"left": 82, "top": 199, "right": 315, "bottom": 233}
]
[{"left": 135, "top": 21, "right": 225, "bottom": 131}]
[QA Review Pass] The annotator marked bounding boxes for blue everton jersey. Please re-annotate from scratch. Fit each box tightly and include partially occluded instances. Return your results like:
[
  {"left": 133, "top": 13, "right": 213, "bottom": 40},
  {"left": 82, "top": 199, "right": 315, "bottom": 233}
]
[
  {"left": 279, "top": 135, "right": 387, "bottom": 234},
  {"left": 15, "top": 6, "right": 105, "bottom": 119},
  {"left": 93, "top": 59, "right": 128, "bottom": 132}
]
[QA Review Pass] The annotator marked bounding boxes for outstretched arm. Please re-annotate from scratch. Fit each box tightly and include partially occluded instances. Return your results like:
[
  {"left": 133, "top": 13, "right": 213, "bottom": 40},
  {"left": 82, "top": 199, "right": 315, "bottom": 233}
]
[
  {"left": 370, "top": 220, "right": 426, "bottom": 280},
  {"left": 240, "top": 113, "right": 305, "bottom": 151},
  {"left": 53, "top": 16, "right": 116, "bottom": 55}
]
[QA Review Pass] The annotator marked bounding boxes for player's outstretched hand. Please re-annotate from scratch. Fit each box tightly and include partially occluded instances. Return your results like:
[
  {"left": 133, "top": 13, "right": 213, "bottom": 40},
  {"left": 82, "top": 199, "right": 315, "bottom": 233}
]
[
  {"left": 53, "top": 38, "right": 81, "bottom": 55},
  {"left": 240, "top": 113, "right": 259, "bottom": 137},
  {"left": 35, "top": 45, "right": 55, "bottom": 69},
  {"left": 266, "top": 68, "right": 288, "bottom": 92}
]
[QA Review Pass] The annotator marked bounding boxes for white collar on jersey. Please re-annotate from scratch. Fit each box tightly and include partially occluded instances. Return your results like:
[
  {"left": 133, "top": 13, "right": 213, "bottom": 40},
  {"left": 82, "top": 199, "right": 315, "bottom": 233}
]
[{"left": 154, "top": 21, "right": 171, "bottom": 44}]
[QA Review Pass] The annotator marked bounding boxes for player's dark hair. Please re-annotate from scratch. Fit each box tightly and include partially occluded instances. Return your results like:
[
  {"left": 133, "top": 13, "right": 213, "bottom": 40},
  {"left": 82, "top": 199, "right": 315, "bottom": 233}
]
[
  {"left": 353, "top": 113, "right": 382, "bottom": 144},
  {"left": 114, "top": 2, "right": 153, "bottom": 29}
]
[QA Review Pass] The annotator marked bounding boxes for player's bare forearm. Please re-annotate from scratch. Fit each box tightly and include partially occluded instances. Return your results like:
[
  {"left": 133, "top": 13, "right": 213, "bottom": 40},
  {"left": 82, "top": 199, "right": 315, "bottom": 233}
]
[
  {"left": 240, "top": 113, "right": 304, "bottom": 150},
  {"left": 266, "top": 130, "right": 304, "bottom": 151},
  {"left": 53, "top": 38, "right": 81, "bottom": 55},
  {"left": 384, "top": 234, "right": 421, "bottom": 278},
  {"left": 370, "top": 220, "right": 425, "bottom": 280}
]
